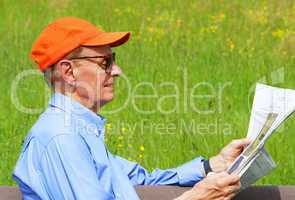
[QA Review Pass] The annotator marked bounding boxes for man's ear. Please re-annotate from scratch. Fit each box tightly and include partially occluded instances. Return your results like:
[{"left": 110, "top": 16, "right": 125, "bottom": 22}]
[{"left": 55, "top": 59, "right": 76, "bottom": 86}]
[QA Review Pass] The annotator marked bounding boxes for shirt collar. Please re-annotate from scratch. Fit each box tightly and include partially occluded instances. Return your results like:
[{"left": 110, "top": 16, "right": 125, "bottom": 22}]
[{"left": 48, "top": 92, "right": 106, "bottom": 130}]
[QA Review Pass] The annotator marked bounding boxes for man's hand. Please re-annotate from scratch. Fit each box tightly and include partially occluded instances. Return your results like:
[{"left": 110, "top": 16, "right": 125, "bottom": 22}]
[
  {"left": 209, "top": 138, "right": 251, "bottom": 172},
  {"left": 175, "top": 172, "right": 241, "bottom": 200}
]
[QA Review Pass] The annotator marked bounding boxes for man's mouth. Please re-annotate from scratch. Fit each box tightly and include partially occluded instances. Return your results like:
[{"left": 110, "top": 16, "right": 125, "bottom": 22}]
[{"left": 104, "top": 83, "right": 113, "bottom": 87}]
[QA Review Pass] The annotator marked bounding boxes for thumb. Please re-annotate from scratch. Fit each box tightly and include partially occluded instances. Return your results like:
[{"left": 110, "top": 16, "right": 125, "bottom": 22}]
[{"left": 231, "top": 138, "right": 251, "bottom": 148}]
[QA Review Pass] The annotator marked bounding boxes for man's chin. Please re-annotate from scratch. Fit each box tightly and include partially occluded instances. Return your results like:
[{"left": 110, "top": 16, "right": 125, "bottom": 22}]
[{"left": 100, "top": 94, "right": 114, "bottom": 105}]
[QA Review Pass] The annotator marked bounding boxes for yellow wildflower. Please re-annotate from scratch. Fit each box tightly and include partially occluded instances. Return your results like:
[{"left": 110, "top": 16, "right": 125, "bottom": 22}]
[
  {"left": 219, "top": 13, "right": 226, "bottom": 21},
  {"left": 272, "top": 29, "right": 285, "bottom": 39},
  {"left": 106, "top": 123, "right": 112, "bottom": 129},
  {"left": 230, "top": 43, "right": 235, "bottom": 51},
  {"left": 139, "top": 145, "right": 145, "bottom": 151},
  {"left": 211, "top": 13, "right": 226, "bottom": 23},
  {"left": 147, "top": 27, "right": 155, "bottom": 33},
  {"left": 209, "top": 25, "right": 218, "bottom": 33},
  {"left": 227, "top": 39, "right": 235, "bottom": 51}
]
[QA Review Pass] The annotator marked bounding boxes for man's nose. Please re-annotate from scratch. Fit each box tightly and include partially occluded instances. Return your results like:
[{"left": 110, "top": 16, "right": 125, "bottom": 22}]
[{"left": 111, "top": 64, "right": 123, "bottom": 76}]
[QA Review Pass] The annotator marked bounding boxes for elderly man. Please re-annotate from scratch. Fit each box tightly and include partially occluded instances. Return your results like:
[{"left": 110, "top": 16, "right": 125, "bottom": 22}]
[{"left": 13, "top": 17, "right": 249, "bottom": 200}]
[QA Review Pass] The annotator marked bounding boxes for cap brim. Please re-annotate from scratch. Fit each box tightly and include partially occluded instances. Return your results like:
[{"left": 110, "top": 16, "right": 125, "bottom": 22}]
[{"left": 83, "top": 31, "right": 131, "bottom": 47}]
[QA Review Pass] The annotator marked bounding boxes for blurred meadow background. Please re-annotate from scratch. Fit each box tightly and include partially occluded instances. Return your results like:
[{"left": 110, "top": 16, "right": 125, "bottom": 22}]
[{"left": 1, "top": 0, "right": 295, "bottom": 185}]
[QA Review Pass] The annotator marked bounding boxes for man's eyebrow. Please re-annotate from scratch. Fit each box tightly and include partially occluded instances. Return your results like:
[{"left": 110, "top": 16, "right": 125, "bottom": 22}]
[
  {"left": 72, "top": 55, "right": 110, "bottom": 58},
  {"left": 84, "top": 53, "right": 113, "bottom": 57}
]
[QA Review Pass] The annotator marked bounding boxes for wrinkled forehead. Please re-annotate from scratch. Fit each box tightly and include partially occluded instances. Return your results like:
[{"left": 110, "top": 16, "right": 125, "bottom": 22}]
[{"left": 80, "top": 45, "right": 112, "bottom": 56}]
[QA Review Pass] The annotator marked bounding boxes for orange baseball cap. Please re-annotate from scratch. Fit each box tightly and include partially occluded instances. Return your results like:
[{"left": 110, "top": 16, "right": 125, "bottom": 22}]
[{"left": 31, "top": 17, "right": 131, "bottom": 71}]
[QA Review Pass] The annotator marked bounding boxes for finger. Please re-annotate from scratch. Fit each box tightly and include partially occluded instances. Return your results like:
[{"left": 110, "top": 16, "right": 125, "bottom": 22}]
[
  {"left": 224, "top": 184, "right": 240, "bottom": 195},
  {"left": 225, "top": 192, "right": 238, "bottom": 200},
  {"left": 230, "top": 138, "right": 251, "bottom": 149},
  {"left": 213, "top": 172, "right": 229, "bottom": 179},
  {"left": 230, "top": 138, "right": 251, "bottom": 152},
  {"left": 230, "top": 180, "right": 241, "bottom": 188},
  {"left": 221, "top": 185, "right": 239, "bottom": 197},
  {"left": 220, "top": 174, "right": 240, "bottom": 186}
]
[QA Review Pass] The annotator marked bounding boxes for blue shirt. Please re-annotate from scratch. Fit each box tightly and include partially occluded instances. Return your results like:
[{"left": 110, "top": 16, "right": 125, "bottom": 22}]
[{"left": 13, "top": 92, "right": 205, "bottom": 200}]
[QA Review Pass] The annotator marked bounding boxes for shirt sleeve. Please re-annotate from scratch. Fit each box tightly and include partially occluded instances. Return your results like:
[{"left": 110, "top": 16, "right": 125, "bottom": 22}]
[
  {"left": 39, "top": 134, "right": 115, "bottom": 200},
  {"left": 111, "top": 153, "right": 206, "bottom": 186}
]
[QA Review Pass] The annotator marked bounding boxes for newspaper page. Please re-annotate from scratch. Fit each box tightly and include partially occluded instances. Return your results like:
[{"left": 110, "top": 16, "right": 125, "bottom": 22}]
[
  {"left": 227, "top": 83, "right": 295, "bottom": 188},
  {"left": 246, "top": 83, "right": 295, "bottom": 141},
  {"left": 239, "top": 148, "right": 276, "bottom": 189}
]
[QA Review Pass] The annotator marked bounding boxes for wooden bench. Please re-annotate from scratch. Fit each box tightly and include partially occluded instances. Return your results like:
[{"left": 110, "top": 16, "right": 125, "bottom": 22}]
[{"left": 1, "top": 185, "right": 295, "bottom": 199}]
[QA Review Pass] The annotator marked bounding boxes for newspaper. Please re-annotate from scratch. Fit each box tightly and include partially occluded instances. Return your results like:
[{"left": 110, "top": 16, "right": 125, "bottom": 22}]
[{"left": 227, "top": 83, "right": 295, "bottom": 189}]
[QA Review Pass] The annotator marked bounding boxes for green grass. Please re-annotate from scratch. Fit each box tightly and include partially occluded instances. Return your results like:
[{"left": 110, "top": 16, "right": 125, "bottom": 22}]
[{"left": 1, "top": 0, "right": 295, "bottom": 186}]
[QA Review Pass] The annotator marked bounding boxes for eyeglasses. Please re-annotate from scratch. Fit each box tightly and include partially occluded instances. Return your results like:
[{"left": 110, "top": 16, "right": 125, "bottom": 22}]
[{"left": 70, "top": 52, "right": 116, "bottom": 74}]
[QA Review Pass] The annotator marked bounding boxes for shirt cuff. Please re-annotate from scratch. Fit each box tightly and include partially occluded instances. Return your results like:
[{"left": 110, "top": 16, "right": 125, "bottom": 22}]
[{"left": 176, "top": 156, "right": 206, "bottom": 186}]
